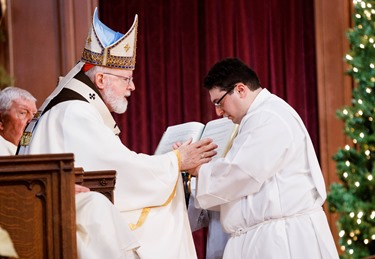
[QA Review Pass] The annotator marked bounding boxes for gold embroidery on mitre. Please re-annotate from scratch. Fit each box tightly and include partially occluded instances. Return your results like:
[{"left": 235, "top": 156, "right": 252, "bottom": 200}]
[
  {"left": 102, "top": 49, "right": 108, "bottom": 66},
  {"left": 19, "top": 132, "right": 32, "bottom": 146},
  {"left": 124, "top": 43, "right": 130, "bottom": 52},
  {"left": 81, "top": 14, "right": 138, "bottom": 69},
  {"left": 82, "top": 51, "right": 104, "bottom": 65}
]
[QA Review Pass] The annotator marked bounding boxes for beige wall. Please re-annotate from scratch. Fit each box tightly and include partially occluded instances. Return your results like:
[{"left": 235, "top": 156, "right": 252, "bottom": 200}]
[{"left": 2, "top": 0, "right": 97, "bottom": 107}]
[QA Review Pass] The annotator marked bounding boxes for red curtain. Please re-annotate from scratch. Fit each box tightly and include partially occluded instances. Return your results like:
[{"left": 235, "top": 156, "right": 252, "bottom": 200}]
[
  {"left": 100, "top": 0, "right": 317, "bottom": 257},
  {"left": 99, "top": 0, "right": 318, "bottom": 155}
]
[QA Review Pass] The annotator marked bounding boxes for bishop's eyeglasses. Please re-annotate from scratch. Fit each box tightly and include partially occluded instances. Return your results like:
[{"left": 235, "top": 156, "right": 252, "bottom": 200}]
[{"left": 102, "top": 72, "right": 133, "bottom": 86}]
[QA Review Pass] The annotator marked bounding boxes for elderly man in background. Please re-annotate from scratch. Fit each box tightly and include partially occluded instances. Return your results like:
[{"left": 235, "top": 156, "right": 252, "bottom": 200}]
[
  {"left": 0, "top": 86, "right": 37, "bottom": 155},
  {"left": 18, "top": 8, "right": 217, "bottom": 259}
]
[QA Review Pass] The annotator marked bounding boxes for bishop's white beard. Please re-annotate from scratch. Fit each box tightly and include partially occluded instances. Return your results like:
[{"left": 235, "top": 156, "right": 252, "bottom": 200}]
[{"left": 102, "top": 87, "right": 128, "bottom": 114}]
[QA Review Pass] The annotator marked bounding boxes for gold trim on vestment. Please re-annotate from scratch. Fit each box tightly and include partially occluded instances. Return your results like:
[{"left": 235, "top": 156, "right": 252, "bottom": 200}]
[
  {"left": 129, "top": 171, "right": 180, "bottom": 230},
  {"left": 173, "top": 150, "right": 181, "bottom": 170}
]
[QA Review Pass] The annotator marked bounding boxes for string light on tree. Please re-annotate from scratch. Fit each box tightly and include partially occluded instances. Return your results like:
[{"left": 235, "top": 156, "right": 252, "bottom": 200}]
[{"left": 327, "top": 0, "right": 375, "bottom": 258}]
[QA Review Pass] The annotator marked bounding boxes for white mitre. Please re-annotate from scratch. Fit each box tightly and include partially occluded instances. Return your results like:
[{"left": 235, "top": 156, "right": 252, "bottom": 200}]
[{"left": 81, "top": 7, "right": 138, "bottom": 70}]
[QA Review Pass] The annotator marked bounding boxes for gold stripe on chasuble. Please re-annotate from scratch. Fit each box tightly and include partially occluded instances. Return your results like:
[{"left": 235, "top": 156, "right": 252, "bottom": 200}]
[{"left": 128, "top": 175, "right": 179, "bottom": 230}]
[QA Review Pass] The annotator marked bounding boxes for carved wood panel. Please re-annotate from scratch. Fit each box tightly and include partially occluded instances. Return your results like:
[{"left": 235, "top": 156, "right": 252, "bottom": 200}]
[{"left": 0, "top": 153, "right": 77, "bottom": 259}]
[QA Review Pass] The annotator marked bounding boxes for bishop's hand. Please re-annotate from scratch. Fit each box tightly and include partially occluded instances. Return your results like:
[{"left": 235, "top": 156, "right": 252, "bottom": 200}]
[{"left": 177, "top": 138, "right": 217, "bottom": 171}]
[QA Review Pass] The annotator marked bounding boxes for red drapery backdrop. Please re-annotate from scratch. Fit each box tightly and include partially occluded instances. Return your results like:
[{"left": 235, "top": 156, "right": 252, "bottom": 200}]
[{"left": 100, "top": 0, "right": 317, "bottom": 257}]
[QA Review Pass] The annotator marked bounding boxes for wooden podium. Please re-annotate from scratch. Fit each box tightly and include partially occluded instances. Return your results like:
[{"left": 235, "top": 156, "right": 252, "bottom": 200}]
[{"left": 0, "top": 153, "right": 77, "bottom": 259}]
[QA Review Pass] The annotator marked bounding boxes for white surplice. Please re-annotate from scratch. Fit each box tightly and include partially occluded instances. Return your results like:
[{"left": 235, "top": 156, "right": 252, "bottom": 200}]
[
  {"left": 188, "top": 177, "right": 229, "bottom": 259},
  {"left": 0, "top": 136, "right": 17, "bottom": 155},
  {"left": 195, "top": 89, "right": 339, "bottom": 259},
  {"left": 24, "top": 74, "right": 196, "bottom": 259}
]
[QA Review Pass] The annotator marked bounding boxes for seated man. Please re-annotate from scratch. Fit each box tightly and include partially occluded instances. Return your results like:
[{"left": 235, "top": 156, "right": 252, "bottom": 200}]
[
  {"left": 0, "top": 86, "right": 37, "bottom": 155},
  {"left": 0, "top": 86, "right": 140, "bottom": 258}
]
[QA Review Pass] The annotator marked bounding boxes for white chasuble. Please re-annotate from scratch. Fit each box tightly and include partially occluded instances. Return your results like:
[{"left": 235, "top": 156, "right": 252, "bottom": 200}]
[{"left": 24, "top": 76, "right": 196, "bottom": 258}]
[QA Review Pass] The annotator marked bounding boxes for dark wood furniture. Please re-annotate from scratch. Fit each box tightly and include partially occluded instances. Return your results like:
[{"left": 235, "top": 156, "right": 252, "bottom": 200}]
[
  {"left": 0, "top": 153, "right": 77, "bottom": 259},
  {"left": 0, "top": 154, "right": 117, "bottom": 259},
  {"left": 75, "top": 167, "right": 116, "bottom": 203}
]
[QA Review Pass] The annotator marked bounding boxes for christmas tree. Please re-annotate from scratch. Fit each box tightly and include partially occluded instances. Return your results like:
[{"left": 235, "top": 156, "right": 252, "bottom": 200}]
[{"left": 327, "top": 0, "right": 375, "bottom": 258}]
